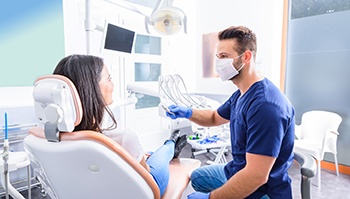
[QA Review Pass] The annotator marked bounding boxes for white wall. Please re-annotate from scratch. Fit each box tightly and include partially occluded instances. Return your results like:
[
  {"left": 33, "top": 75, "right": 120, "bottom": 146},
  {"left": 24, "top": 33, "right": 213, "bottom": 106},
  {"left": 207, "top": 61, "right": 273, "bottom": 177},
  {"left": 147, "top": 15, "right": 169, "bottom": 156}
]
[{"left": 193, "top": 0, "right": 284, "bottom": 95}]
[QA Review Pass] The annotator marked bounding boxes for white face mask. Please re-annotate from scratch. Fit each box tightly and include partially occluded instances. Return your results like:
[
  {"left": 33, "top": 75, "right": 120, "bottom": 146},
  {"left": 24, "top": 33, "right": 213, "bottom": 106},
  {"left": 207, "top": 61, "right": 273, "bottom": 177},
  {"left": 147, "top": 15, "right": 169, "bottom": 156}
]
[{"left": 215, "top": 58, "right": 245, "bottom": 81}]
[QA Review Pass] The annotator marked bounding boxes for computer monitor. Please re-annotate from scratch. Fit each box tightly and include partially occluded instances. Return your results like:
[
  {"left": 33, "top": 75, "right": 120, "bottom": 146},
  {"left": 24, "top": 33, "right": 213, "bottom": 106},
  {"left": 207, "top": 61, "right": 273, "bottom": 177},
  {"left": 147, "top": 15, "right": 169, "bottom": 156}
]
[{"left": 101, "top": 21, "right": 136, "bottom": 55}]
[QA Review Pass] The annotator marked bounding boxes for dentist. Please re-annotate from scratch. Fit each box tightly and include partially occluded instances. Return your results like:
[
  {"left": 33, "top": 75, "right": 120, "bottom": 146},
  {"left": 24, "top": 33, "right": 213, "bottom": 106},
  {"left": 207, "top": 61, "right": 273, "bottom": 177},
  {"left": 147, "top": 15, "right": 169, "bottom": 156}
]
[{"left": 167, "top": 26, "right": 295, "bottom": 199}]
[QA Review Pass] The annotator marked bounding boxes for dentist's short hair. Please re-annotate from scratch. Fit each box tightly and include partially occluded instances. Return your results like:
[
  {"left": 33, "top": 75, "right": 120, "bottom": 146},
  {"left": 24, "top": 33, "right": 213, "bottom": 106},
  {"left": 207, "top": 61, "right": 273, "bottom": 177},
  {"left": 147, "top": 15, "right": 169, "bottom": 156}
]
[{"left": 218, "top": 26, "right": 257, "bottom": 59}]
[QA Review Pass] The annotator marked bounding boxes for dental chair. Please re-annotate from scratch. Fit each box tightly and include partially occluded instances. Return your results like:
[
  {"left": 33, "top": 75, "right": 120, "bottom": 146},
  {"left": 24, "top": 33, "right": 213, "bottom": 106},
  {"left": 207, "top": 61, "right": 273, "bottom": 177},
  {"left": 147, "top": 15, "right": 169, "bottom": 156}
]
[{"left": 23, "top": 75, "right": 200, "bottom": 199}]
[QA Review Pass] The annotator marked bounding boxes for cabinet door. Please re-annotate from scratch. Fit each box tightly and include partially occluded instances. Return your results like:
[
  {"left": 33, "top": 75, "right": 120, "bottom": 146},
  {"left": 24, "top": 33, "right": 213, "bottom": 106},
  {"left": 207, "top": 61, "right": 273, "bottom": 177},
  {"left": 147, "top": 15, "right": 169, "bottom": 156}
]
[{"left": 128, "top": 34, "right": 169, "bottom": 141}]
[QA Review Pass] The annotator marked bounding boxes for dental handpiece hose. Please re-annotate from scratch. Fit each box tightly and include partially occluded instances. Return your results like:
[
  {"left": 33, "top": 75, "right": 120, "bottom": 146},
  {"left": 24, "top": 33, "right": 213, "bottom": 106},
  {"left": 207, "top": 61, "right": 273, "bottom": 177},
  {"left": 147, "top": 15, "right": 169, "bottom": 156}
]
[
  {"left": 3, "top": 111, "right": 9, "bottom": 199},
  {"left": 3, "top": 139, "right": 9, "bottom": 199}
]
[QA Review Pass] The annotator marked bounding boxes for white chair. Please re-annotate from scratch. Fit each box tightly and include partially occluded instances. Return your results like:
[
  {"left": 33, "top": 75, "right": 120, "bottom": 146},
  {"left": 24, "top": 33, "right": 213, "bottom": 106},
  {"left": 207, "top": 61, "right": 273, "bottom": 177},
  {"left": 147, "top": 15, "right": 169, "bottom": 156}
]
[
  {"left": 294, "top": 110, "right": 342, "bottom": 189},
  {"left": 24, "top": 75, "right": 200, "bottom": 199}
]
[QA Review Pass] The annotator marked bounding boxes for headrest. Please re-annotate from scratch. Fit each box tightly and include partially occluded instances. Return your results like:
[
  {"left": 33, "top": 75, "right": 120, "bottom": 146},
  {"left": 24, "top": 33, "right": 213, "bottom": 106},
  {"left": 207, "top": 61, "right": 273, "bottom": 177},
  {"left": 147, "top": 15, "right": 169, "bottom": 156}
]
[{"left": 33, "top": 75, "right": 83, "bottom": 142}]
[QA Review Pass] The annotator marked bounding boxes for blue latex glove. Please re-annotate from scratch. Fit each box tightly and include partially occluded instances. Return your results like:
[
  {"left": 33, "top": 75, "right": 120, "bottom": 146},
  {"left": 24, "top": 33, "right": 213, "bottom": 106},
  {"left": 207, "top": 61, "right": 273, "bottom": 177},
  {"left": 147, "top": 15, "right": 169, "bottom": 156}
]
[
  {"left": 187, "top": 192, "right": 210, "bottom": 199},
  {"left": 166, "top": 105, "right": 193, "bottom": 119}
]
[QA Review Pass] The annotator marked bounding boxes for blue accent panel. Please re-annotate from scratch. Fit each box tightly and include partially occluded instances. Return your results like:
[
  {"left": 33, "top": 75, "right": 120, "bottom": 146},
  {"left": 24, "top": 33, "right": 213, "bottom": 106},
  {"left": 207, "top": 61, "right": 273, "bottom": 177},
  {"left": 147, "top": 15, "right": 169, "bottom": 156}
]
[
  {"left": 0, "top": 0, "right": 65, "bottom": 86},
  {"left": 0, "top": 1, "right": 62, "bottom": 38}
]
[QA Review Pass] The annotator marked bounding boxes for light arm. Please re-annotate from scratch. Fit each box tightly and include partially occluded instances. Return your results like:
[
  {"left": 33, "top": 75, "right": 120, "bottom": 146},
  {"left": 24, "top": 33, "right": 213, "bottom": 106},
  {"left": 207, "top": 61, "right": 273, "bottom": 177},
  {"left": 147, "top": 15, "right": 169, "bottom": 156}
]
[{"left": 127, "top": 82, "right": 159, "bottom": 98}]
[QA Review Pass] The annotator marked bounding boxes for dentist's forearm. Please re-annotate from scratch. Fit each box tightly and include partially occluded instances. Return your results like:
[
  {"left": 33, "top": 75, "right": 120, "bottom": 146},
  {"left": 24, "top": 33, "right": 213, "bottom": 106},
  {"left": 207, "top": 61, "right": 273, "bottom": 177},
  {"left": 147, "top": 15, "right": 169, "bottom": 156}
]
[{"left": 190, "top": 109, "right": 228, "bottom": 127}]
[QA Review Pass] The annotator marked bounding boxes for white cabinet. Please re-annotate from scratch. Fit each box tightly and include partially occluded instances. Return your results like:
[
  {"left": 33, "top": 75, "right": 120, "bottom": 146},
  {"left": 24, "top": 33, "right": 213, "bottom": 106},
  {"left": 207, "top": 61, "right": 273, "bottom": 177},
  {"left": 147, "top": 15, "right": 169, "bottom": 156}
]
[{"left": 125, "top": 33, "right": 173, "bottom": 151}]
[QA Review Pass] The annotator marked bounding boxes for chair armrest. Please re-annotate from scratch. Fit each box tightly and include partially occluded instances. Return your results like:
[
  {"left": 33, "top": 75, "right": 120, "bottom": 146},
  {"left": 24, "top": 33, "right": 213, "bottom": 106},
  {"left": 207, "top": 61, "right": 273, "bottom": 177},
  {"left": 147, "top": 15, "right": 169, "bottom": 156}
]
[
  {"left": 294, "top": 151, "right": 317, "bottom": 178},
  {"left": 328, "top": 129, "right": 339, "bottom": 135},
  {"left": 294, "top": 124, "right": 302, "bottom": 140},
  {"left": 294, "top": 150, "right": 317, "bottom": 199},
  {"left": 323, "top": 129, "right": 339, "bottom": 154}
]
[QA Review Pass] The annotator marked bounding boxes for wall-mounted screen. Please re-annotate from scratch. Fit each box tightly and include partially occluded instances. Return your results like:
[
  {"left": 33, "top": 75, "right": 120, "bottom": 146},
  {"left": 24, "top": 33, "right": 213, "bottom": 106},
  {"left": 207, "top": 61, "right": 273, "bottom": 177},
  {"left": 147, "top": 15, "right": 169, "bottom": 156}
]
[{"left": 101, "top": 22, "right": 135, "bottom": 54}]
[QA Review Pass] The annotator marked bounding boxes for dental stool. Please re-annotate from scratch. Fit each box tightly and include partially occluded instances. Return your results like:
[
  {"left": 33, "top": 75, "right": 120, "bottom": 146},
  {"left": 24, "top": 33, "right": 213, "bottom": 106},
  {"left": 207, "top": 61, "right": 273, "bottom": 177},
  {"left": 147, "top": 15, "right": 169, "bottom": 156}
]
[{"left": 24, "top": 75, "right": 200, "bottom": 199}]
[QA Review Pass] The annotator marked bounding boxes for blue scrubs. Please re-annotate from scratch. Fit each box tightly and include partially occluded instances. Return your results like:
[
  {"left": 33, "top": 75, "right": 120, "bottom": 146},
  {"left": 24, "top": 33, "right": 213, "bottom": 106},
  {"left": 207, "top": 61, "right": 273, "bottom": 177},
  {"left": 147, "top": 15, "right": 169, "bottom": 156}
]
[{"left": 217, "top": 78, "right": 295, "bottom": 198}]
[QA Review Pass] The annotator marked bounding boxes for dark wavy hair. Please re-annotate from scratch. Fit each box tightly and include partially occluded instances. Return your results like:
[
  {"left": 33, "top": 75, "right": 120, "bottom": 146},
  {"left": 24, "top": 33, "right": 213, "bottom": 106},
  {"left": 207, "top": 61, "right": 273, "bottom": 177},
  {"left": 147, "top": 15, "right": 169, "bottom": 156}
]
[
  {"left": 53, "top": 54, "right": 117, "bottom": 132},
  {"left": 218, "top": 26, "right": 257, "bottom": 60}
]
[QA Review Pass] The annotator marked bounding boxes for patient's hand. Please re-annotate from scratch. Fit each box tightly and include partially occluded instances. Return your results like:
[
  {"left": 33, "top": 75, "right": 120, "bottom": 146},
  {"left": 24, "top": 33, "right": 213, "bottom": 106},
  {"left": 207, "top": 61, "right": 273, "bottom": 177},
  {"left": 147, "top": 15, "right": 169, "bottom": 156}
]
[{"left": 140, "top": 156, "right": 151, "bottom": 173}]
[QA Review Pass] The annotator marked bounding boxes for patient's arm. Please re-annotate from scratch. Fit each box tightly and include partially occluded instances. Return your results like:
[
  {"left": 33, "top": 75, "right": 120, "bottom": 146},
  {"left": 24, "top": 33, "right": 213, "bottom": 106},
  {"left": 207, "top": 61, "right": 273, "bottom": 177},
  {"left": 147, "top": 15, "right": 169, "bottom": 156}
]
[{"left": 140, "top": 156, "right": 151, "bottom": 173}]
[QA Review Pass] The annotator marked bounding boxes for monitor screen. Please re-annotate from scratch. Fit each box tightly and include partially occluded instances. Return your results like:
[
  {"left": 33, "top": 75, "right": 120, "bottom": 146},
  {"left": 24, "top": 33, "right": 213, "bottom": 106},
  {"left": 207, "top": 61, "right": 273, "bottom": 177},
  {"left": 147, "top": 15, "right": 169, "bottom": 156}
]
[{"left": 102, "top": 22, "right": 135, "bottom": 54}]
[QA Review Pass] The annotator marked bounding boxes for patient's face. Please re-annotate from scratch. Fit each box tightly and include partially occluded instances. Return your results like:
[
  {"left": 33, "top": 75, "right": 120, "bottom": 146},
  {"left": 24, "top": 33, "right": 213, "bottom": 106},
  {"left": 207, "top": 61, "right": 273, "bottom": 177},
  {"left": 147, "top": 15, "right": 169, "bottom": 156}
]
[{"left": 99, "top": 65, "right": 114, "bottom": 105}]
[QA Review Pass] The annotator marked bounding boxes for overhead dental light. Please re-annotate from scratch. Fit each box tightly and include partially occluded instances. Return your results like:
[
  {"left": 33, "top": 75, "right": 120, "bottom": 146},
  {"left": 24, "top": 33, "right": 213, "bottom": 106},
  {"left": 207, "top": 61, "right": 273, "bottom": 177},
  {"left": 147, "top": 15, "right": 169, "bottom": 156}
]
[
  {"left": 105, "top": 0, "right": 187, "bottom": 35},
  {"left": 145, "top": 1, "right": 187, "bottom": 35}
]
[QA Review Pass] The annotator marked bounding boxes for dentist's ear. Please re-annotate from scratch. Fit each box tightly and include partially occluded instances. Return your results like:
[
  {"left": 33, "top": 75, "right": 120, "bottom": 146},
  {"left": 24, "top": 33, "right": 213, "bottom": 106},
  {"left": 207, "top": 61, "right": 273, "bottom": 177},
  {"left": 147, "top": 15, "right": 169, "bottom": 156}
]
[{"left": 242, "top": 50, "right": 253, "bottom": 63}]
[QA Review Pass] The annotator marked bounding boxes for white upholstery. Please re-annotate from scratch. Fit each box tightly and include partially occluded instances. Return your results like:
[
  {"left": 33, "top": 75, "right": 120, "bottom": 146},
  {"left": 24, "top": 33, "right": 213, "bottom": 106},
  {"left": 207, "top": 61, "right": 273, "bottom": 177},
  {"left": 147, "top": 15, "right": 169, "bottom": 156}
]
[
  {"left": 25, "top": 130, "right": 158, "bottom": 199},
  {"left": 294, "top": 110, "right": 342, "bottom": 189},
  {"left": 32, "top": 75, "right": 82, "bottom": 142},
  {"left": 24, "top": 75, "right": 200, "bottom": 199}
]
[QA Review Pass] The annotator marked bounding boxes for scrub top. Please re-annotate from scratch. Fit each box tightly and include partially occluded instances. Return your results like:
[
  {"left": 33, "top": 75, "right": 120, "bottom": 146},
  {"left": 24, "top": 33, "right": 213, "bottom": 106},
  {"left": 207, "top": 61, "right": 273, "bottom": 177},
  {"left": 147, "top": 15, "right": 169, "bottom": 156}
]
[{"left": 217, "top": 78, "right": 295, "bottom": 198}]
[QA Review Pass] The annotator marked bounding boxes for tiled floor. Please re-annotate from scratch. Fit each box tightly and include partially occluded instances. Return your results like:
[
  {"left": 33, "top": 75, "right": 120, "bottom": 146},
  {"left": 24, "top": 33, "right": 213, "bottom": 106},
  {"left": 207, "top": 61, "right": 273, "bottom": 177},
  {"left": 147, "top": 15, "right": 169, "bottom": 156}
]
[
  {"left": 4, "top": 143, "right": 350, "bottom": 199},
  {"left": 288, "top": 162, "right": 350, "bottom": 199}
]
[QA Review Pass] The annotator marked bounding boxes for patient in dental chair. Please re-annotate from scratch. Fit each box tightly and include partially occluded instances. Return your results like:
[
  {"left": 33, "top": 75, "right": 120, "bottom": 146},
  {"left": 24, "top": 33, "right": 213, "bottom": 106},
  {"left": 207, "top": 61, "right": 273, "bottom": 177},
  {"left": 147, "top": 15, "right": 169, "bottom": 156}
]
[{"left": 53, "top": 54, "right": 187, "bottom": 197}]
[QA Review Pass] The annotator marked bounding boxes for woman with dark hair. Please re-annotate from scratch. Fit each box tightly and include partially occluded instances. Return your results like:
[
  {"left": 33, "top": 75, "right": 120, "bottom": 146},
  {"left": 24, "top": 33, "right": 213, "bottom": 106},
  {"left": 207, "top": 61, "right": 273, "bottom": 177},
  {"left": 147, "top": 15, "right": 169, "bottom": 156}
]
[{"left": 53, "top": 54, "right": 187, "bottom": 197}]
